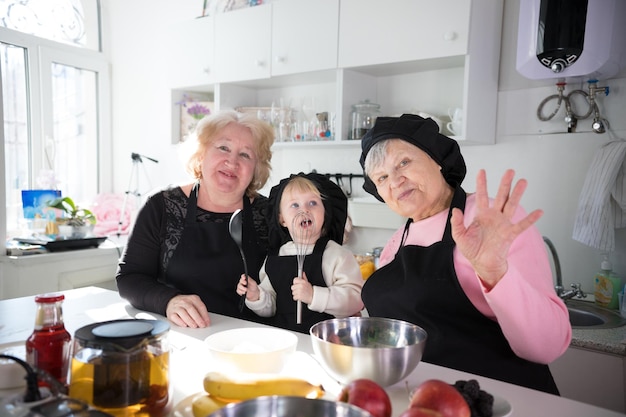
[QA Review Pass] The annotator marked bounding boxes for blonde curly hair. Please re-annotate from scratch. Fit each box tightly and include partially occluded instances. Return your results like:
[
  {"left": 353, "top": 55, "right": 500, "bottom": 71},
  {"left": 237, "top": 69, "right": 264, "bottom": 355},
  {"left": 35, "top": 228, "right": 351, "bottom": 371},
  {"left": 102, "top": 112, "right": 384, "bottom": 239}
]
[{"left": 185, "top": 110, "right": 275, "bottom": 197}]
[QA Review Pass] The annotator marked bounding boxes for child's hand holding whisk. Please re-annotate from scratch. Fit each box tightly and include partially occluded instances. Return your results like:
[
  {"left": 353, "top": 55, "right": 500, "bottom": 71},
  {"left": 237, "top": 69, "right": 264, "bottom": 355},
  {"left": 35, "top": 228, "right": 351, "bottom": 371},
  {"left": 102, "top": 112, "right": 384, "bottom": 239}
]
[{"left": 291, "top": 272, "right": 314, "bottom": 305}]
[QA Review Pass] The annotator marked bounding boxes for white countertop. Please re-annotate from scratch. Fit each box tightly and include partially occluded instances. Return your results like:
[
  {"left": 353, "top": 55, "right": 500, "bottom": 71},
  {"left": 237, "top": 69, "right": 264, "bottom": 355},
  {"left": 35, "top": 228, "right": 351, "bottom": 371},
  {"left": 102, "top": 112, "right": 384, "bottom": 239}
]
[
  {"left": 1, "top": 238, "right": 124, "bottom": 265},
  {"left": 1, "top": 287, "right": 624, "bottom": 417}
]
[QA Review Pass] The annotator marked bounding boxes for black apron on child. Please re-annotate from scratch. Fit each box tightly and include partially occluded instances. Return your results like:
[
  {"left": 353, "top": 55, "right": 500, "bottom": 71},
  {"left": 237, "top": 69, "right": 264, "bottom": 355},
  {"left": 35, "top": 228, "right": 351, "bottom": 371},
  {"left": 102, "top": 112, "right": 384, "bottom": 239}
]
[
  {"left": 165, "top": 182, "right": 265, "bottom": 322},
  {"left": 361, "top": 186, "right": 560, "bottom": 394},
  {"left": 265, "top": 236, "right": 334, "bottom": 334}
]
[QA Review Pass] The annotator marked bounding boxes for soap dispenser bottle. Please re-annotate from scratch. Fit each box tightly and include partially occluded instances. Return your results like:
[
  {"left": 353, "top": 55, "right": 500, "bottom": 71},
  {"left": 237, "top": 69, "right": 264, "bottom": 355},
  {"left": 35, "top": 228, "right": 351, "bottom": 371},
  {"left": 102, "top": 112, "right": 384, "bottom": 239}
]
[{"left": 594, "top": 255, "right": 621, "bottom": 309}]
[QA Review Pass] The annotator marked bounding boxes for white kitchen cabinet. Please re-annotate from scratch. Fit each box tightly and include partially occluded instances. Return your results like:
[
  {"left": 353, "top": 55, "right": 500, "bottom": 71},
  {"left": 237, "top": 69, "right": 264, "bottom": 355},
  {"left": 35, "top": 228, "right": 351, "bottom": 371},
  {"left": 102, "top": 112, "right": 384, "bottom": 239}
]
[
  {"left": 0, "top": 246, "right": 120, "bottom": 300},
  {"left": 336, "top": 0, "right": 502, "bottom": 144},
  {"left": 338, "top": 0, "right": 470, "bottom": 68},
  {"left": 167, "top": 16, "right": 216, "bottom": 88},
  {"left": 214, "top": 1, "right": 338, "bottom": 83},
  {"left": 215, "top": 5, "right": 272, "bottom": 82},
  {"left": 550, "top": 345, "right": 626, "bottom": 413},
  {"left": 271, "top": 0, "right": 339, "bottom": 76},
  {"left": 171, "top": 0, "right": 503, "bottom": 145},
  {"left": 348, "top": 196, "right": 405, "bottom": 230}
]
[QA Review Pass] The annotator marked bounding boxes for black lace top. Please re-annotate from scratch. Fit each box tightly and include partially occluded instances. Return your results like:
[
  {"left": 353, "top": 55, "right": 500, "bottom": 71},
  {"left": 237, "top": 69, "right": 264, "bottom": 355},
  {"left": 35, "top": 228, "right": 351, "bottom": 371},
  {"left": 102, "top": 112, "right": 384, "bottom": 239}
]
[{"left": 116, "top": 185, "right": 269, "bottom": 315}]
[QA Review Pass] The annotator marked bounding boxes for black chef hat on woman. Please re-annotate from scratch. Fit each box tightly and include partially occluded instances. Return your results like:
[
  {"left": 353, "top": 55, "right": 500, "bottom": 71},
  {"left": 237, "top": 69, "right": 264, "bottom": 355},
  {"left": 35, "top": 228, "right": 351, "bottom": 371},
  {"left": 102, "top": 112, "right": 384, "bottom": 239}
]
[
  {"left": 267, "top": 172, "right": 348, "bottom": 249},
  {"left": 359, "top": 113, "right": 467, "bottom": 202}
]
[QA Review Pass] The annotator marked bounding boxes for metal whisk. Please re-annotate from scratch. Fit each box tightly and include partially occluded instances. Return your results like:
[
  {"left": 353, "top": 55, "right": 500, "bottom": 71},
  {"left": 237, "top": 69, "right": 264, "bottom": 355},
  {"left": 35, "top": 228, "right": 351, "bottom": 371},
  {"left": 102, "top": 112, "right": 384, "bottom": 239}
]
[{"left": 292, "top": 211, "right": 315, "bottom": 325}]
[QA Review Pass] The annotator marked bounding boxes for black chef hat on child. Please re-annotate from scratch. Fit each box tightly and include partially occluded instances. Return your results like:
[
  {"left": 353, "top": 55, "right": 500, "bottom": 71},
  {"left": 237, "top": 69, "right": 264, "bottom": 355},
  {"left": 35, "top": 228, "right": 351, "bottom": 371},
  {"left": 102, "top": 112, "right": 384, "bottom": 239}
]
[
  {"left": 267, "top": 172, "right": 348, "bottom": 250},
  {"left": 359, "top": 113, "right": 467, "bottom": 202}
]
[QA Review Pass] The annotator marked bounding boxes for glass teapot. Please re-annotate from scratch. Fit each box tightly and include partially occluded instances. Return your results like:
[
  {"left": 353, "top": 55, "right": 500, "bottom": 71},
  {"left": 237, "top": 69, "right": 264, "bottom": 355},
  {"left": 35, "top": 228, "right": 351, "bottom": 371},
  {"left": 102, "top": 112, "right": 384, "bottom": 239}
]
[{"left": 69, "top": 319, "right": 170, "bottom": 417}]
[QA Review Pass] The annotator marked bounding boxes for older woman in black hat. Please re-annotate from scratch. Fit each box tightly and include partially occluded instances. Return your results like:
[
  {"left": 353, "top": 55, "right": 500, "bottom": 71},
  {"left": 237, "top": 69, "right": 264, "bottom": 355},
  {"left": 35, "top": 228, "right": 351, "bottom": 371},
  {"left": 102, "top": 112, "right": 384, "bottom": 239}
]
[
  {"left": 359, "top": 114, "right": 570, "bottom": 394},
  {"left": 236, "top": 172, "right": 364, "bottom": 334}
]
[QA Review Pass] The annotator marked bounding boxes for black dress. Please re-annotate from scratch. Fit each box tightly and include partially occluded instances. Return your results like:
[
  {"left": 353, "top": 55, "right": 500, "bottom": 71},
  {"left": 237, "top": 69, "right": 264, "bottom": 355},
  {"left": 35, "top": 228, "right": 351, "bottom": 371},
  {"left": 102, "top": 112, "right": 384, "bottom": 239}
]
[
  {"left": 117, "top": 183, "right": 269, "bottom": 321},
  {"left": 264, "top": 237, "right": 334, "bottom": 334},
  {"left": 165, "top": 183, "right": 266, "bottom": 321}
]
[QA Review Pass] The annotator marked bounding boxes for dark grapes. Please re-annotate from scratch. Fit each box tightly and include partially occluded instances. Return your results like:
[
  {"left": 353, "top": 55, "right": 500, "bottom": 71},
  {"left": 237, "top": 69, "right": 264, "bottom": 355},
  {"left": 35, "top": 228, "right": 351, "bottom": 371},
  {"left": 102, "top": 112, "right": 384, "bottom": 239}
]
[
  {"left": 451, "top": 379, "right": 494, "bottom": 417},
  {"left": 464, "top": 379, "right": 481, "bottom": 400}
]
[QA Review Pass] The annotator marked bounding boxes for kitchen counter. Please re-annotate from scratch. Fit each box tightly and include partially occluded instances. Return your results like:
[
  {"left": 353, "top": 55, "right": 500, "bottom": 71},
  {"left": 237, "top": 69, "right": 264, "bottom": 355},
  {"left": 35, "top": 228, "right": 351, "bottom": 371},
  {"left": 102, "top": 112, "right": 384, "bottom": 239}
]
[
  {"left": 1, "top": 287, "right": 625, "bottom": 417},
  {"left": 568, "top": 299, "right": 626, "bottom": 356},
  {"left": 0, "top": 239, "right": 123, "bottom": 299},
  {"left": 571, "top": 325, "right": 626, "bottom": 356}
]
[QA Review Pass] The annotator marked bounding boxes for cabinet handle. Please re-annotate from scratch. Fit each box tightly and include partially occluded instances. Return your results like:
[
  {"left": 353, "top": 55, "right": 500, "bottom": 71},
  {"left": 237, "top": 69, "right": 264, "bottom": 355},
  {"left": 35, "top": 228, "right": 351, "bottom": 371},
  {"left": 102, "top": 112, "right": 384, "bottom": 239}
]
[
  {"left": 275, "top": 56, "right": 286, "bottom": 64},
  {"left": 443, "top": 31, "right": 457, "bottom": 41},
  {"left": 254, "top": 60, "right": 266, "bottom": 68},
  {"left": 203, "top": 67, "right": 211, "bottom": 74}
]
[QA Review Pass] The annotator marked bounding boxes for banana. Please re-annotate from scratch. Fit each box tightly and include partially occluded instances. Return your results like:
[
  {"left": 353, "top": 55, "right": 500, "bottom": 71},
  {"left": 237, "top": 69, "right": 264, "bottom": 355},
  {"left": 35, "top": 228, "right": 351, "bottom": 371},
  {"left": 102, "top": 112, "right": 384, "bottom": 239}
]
[
  {"left": 191, "top": 393, "right": 237, "bottom": 417},
  {"left": 202, "top": 371, "right": 325, "bottom": 401}
]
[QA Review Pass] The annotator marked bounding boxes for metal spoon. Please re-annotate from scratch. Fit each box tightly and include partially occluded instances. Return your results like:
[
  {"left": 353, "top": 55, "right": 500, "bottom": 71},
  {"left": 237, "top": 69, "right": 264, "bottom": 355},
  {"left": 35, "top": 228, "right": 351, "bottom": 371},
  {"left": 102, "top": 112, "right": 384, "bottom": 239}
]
[{"left": 229, "top": 209, "right": 248, "bottom": 312}]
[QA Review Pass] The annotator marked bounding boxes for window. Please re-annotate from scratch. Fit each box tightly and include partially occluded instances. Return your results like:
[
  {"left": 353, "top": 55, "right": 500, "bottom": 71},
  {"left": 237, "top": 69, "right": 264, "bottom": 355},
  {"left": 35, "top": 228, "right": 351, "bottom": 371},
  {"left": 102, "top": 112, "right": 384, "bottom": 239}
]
[
  {"left": 50, "top": 62, "right": 99, "bottom": 201},
  {"left": 1, "top": 41, "right": 29, "bottom": 238},
  {"left": 0, "top": 0, "right": 110, "bottom": 240},
  {"left": 0, "top": 0, "right": 100, "bottom": 50}
]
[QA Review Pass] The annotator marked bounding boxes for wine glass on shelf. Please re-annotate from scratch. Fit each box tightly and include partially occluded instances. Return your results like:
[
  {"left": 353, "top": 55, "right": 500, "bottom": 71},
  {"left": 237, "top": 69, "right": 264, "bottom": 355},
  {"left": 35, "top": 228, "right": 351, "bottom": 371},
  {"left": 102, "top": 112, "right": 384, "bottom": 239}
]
[{"left": 301, "top": 97, "right": 317, "bottom": 141}]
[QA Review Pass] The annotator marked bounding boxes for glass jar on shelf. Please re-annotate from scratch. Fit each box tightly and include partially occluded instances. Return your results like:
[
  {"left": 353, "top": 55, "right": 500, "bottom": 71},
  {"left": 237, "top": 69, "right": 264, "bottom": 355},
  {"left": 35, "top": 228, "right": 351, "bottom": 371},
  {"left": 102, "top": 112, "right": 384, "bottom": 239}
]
[{"left": 350, "top": 100, "right": 381, "bottom": 140}]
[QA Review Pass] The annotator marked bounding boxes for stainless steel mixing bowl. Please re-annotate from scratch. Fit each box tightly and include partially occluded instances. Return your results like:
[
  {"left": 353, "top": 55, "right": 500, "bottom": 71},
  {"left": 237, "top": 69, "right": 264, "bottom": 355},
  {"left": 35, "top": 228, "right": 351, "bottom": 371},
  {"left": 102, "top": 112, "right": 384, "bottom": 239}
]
[
  {"left": 309, "top": 317, "right": 427, "bottom": 387},
  {"left": 208, "top": 396, "right": 373, "bottom": 417}
]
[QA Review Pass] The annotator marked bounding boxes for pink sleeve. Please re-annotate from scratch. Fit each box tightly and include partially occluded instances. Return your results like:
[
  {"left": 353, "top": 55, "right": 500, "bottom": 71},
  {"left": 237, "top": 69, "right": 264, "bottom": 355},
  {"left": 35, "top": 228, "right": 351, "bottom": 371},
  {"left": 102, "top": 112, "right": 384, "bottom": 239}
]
[{"left": 454, "top": 197, "right": 571, "bottom": 364}]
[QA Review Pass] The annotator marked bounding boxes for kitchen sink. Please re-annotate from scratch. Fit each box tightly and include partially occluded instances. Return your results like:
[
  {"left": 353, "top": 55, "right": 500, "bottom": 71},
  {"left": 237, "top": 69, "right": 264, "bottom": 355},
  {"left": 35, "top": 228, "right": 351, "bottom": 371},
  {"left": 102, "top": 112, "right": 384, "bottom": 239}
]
[{"left": 566, "top": 299, "right": 626, "bottom": 329}]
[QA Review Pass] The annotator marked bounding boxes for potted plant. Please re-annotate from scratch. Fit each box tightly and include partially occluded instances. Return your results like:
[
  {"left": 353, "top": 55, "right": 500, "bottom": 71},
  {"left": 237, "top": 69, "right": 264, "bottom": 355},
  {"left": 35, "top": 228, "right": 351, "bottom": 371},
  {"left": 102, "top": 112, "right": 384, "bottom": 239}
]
[{"left": 47, "top": 196, "right": 97, "bottom": 239}]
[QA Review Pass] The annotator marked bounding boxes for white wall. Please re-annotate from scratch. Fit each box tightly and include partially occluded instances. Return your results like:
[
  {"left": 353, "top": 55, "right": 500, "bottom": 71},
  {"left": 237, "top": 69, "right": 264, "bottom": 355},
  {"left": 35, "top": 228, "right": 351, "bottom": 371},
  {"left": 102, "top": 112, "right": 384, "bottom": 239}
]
[
  {"left": 102, "top": 0, "right": 626, "bottom": 295},
  {"left": 102, "top": 0, "right": 199, "bottom": 190}
]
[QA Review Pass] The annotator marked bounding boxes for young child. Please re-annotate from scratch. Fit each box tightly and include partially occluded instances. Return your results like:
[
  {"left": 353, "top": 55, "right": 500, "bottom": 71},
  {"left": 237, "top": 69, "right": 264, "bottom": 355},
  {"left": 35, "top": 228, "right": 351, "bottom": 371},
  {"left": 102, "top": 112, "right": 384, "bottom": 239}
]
[{"left": 236, "top": 172, "right": 364, "bottom": 333}]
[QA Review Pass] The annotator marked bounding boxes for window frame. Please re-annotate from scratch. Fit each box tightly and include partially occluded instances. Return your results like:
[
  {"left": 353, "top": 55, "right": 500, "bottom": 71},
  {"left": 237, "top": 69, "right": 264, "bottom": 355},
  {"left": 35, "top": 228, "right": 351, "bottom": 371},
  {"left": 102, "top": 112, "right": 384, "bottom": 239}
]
[{"left": 0, "top": 25, "right": 111, "bottom": 244}]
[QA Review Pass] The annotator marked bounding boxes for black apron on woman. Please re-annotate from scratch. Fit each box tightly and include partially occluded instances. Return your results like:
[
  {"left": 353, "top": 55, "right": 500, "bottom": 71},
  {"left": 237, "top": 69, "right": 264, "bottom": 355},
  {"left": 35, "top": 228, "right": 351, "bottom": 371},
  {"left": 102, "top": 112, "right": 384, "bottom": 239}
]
[
  {"left": 361, "top": 186, "right": 559, "bottom": 394},
  {"left": 165, "top": 182, "right": 266, "bottom": 322},
  {"left": 265, "top": 237, "right": 334, "bottom": 334}
]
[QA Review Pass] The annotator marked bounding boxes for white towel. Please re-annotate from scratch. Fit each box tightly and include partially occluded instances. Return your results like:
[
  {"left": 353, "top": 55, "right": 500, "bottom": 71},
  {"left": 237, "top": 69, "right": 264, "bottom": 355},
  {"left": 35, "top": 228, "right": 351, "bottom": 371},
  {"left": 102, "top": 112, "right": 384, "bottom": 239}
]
[{"left": 572, "top": 140, "right": 626, "bottom": 252}]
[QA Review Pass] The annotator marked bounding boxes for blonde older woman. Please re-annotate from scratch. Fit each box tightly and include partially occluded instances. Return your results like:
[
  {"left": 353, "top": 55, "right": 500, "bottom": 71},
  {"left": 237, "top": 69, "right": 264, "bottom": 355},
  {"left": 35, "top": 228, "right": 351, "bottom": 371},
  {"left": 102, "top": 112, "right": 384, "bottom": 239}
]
[
  {"left": 117, "top": 110, "right": 274, "bottom": 328},
  {"left": 359, "top": 114, "right": 570, "bottom": 394}
]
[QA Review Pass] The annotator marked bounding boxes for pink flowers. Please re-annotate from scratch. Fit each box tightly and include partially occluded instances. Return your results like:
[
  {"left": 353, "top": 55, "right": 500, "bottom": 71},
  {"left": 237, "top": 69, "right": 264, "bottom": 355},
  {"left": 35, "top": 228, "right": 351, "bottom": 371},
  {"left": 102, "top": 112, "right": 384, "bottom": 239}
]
[{"left": 90, "top": 193, "right": 135, "bottom": 236}]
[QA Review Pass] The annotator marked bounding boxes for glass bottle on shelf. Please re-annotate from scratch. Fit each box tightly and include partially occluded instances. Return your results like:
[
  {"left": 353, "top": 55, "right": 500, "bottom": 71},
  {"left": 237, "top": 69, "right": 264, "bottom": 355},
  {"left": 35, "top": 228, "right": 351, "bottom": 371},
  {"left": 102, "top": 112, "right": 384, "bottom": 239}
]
[{"left": 25, "top": 293, "right": 72, "bottom": 388}]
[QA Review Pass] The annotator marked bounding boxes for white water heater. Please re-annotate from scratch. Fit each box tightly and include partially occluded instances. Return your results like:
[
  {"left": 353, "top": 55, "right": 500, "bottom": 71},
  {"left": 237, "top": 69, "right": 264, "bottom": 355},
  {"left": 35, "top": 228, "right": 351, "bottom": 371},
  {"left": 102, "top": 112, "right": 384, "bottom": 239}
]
[{"left": 516, "top": 0, "right": 626, "bottom": 80}]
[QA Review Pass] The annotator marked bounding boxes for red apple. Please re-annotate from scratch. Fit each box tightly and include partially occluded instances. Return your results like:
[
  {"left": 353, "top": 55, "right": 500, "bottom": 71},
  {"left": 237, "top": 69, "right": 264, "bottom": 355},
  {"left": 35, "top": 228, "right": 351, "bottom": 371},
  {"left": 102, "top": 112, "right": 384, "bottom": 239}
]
[
  {"left": 409, "top": 379, "right": 470, "bottom": 417},
  {"left": 398, "top": 407, "right": 443, "bottom": 417},
  {"left": 338, "top": 378, "right": 392, "bottom": 417}
]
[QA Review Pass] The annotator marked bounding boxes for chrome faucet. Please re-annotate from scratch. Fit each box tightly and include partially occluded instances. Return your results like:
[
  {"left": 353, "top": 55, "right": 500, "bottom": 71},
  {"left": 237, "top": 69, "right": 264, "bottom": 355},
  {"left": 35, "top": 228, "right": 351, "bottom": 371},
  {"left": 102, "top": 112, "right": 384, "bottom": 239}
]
[{"left": 543, "top": 236, "right": 587, "bottom": 300}]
